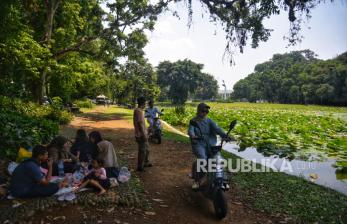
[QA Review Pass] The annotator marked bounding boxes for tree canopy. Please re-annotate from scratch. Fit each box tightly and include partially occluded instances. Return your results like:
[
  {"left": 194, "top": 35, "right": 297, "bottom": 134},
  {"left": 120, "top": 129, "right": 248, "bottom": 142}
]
[
  {"left": 157, "top": 59, "right": 218, "bottom": 104},
  {"left": 232, "top": 50, "right": 347, "bottom": 106}
]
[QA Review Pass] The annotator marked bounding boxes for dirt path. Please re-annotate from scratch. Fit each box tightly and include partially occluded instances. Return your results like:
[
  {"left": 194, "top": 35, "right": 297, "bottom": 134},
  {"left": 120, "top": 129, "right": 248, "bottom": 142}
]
[{"left": 34, "top": 107, "right": 280, "bottom": 224}]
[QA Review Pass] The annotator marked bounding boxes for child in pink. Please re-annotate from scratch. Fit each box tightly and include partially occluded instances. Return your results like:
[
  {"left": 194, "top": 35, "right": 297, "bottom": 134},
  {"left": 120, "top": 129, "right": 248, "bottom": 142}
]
[{"left": 78, "top": 159, "right": 110, "bottom": 195}]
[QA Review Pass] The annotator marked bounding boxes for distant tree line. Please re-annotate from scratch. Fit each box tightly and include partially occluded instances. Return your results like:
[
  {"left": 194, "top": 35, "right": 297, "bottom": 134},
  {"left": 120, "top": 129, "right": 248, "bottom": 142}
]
[{"left": 232, "top": 50, "right": 347, "bottom": 106}]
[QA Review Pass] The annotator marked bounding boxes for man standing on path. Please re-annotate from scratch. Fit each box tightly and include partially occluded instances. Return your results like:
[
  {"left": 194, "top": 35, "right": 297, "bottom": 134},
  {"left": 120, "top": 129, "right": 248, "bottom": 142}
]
[{"left": 133, "top": 97, "right": 152, "bottom": 172}]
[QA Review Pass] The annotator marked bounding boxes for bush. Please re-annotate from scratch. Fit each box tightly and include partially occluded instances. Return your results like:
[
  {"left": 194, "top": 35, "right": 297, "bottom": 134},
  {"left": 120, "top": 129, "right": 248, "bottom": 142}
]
[
  {"left": 174, "top": 105, "right": 186, "bottom": 115},
  {"left": 0, "top": 96, "right": 72, "bottom": 159},
  {"left": 0, "top": 109, "right": 59, "bottom": 160},
  {"left": 0, "top": 96, "right": 73, "bottom": 125},
  {"left": 44, "top": 108, "right": 73, "bottom": 125},
  {"left": 74, "top": 99, "right": 94, "bottom": 108}
]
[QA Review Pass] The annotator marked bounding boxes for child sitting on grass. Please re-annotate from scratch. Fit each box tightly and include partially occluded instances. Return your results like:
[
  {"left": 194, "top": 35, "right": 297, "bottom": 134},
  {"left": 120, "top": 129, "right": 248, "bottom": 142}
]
[{"left": 77, "top": 159, "right": 110, "bottom": 195}]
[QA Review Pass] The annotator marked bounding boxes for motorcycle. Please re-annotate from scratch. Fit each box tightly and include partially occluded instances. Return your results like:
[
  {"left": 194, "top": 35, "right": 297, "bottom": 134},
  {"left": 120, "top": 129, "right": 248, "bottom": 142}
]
[
  {"left": 147, "top": 109, "right": 164, "bottom": 144},
  {"left": 189, "top": 119, "right": 237, "bottom": 219}
]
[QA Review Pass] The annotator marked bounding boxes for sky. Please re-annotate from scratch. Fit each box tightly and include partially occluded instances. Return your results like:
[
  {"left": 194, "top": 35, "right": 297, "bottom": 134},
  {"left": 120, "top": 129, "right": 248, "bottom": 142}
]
[{"left": 144, "top": 0, "right": 347, "bottom": 90}]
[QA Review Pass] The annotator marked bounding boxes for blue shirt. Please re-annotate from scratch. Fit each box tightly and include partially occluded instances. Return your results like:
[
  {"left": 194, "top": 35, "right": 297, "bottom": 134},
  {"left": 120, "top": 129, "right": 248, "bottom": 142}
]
[
  {"left": 188, "top": 117, "right": 228, "bottom": 148},
  {"left": 10, "top": 159, "right": 44, "bottom": 197},
  {"left": 145, "top": 107, "right": 162, "bottom": 119}
]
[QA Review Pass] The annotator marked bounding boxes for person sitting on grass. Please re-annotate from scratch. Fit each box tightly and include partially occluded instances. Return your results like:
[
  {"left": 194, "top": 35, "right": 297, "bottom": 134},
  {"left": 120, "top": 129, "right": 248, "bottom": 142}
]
[
  {"left": 77, "top": 159, "right": 110, "bottom": 195},
  {"left": 10, "top": 145, "right": 67, "bottom": 198},
  {"left": 70, "top": 129, "right": 93, "bottom": 163},
  {"left": 47, "top": 136, "right": 78, "bottom": 175},
  {"left": 89, "top": 131, "right": 119, "bottom": 178}
]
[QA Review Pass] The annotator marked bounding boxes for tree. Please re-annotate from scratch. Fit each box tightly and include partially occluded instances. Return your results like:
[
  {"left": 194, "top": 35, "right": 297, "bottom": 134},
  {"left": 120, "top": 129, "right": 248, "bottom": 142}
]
[
  {"left": 316, "top": 84, "right": 334, "bottom": 104},
  {"left": 193, "top": 73, "right": 219, "bottom": 100},
  {"left": 157, "top": 59, "right": 205, "bottom": 105},
  {"left": 111, "top": 60, "right": 160, "bottom": 105},
  {"left": 0, "top": 0, "right": 165, "bottom": 103}
]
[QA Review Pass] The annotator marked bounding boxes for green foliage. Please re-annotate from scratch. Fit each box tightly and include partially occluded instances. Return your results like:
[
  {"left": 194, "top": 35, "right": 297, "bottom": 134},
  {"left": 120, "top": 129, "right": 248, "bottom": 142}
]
[
  {"left": 0, "top": 109, "right": 59, "bottom": 160},
  {"left": 232, "top": 50, "right": 347, "bottom": 106},
  {"left": 74, "top": 99, "right": 94, "bottom": 109},
  {"left": 44, "top": 108, "right": 72, "bottom": 125},
  {"left": 111, "top": 60, "right": 160, "bottom": 105},
  {"left": 0, "top": 96, "right": 72, "bottom": 125},
  {"left": 0, "top": 0, "right": 164, "bottom": 103},
  {"left": 157, "top": 59, "right": 218, "bottom": 104},
  {"left": 191, "top": 73, "right": 219, "bottom": 100},
  {"left": 0, "top": 96, "right": 73, "bottom": 159},
  {"left": 162, "top": 103, "right": 347, "bottom": 161}
]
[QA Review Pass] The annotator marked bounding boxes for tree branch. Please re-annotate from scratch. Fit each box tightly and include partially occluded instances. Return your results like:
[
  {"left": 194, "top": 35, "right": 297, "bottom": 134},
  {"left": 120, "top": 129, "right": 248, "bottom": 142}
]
[{"left": 53, "top": 37, "right": 96, "bottom": 59}]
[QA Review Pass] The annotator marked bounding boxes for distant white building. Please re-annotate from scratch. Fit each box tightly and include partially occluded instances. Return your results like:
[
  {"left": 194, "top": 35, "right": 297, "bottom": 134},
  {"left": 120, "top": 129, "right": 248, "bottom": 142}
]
[{"left": 218, "top": 89, "right": 233, "bottom": 100}]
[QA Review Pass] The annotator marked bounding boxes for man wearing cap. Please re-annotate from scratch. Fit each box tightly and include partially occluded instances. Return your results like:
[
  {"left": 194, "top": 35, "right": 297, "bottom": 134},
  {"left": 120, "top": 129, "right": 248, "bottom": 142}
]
[{"left": 188, "top": 103, "right": 230, "bottom": 190}]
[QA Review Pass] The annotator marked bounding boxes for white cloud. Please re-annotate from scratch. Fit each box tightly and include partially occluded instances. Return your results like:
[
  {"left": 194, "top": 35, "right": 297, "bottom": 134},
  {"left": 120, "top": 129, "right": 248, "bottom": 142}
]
[
  {"left": 145, "top": 37, "right": 196, "bottom": 65},
  {"left": 154, "top": 20, "right": 175, "bottom": 36}
]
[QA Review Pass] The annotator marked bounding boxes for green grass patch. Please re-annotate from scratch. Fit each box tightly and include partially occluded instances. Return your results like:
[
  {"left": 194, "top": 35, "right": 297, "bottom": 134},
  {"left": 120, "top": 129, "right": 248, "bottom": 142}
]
[
  {"left": 80, "top": 106, "right": 133, "bottom": 121},
  {"left": 162, "top": 129, "right": 190, "bottom": 143},
  {"left": 221, "top": 150, "right": 347, "bottom": 223}
]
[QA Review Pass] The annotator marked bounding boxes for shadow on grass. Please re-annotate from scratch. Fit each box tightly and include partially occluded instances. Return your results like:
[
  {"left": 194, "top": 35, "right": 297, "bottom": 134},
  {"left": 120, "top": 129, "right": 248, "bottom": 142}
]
[{"left": 77, "top": 111, "right": 132, "bottom": 122}]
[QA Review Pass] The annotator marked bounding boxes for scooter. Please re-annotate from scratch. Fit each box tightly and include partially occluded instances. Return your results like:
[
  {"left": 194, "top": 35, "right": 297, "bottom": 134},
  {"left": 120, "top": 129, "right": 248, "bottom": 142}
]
[
  {"left": 147, "top": 109, "right": 164, "bottom": 144},
  {"left": 189, "top": 119, "right": 237, "bottom": 219}
]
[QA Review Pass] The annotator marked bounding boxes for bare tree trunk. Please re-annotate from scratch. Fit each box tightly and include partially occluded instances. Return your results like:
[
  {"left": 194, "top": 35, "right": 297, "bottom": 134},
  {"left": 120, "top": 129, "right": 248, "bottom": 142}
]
[{"left": 37, "top": 0, "right": 60, "bottom": 103}]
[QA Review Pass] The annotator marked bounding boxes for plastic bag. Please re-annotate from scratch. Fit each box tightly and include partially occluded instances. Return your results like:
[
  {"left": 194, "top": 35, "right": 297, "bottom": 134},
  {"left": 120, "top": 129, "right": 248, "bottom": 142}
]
[
  {"left": 16, "top": 147, "right": 32, "bottom": 163},
  {"left": 7, "top": 162, "right": 18, "bottom": 175},
  {"left": 73, "top": 170, "right": 84, "bottom": 185},
  {"left": 117, "top": 167, "right": 131, "bottom": 183},
  {"left": 109, "top": 178, "right": 119, "bottom": 187}
]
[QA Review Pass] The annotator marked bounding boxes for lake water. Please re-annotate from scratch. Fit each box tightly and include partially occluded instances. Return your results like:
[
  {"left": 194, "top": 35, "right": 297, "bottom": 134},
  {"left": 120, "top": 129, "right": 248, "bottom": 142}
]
[{"left": 223, "top": 142, "right": 347, "bottom": 195}]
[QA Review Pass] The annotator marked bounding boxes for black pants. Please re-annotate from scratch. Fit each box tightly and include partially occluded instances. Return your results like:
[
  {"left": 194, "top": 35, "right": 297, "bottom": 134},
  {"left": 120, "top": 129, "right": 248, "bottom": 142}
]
[
  {"left": 84, "top": 173, "right": 110, "bottom": 189},
  {"left": 20, "top": 183, "right": 59, "bottom": 198}
]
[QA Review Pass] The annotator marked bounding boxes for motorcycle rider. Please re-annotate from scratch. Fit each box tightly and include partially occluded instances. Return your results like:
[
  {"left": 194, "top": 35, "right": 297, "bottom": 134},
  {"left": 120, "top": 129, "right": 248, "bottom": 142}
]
[
  {"left": 188, "top": 103, "right": 231, "bottom": 190},
  {"left": 145, "top": 100, "right": 163, "bottom": 135}
]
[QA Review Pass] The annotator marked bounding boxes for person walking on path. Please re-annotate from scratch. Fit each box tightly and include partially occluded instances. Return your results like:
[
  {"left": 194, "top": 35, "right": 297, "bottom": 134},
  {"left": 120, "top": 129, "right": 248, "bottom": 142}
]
[{"left": 133, "top": 97, "right": 152, "bottom": 172}]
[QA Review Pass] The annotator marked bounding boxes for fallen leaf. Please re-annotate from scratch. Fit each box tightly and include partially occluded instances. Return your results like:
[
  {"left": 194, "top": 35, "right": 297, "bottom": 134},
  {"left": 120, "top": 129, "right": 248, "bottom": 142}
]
[{"left": 145, "top": 211, "right": 156, "bottom": 216}]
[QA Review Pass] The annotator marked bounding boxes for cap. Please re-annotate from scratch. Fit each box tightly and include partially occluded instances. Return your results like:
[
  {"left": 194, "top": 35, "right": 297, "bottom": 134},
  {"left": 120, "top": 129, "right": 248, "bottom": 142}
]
[{"left": 197, "top": 102, "right": 210, "bottom": 111}]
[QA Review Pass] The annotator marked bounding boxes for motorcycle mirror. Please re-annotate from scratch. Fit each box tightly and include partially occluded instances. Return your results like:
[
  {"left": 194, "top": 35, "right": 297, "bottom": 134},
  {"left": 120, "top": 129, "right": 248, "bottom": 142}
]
[
  {"left": 161, "top": 109, "right": 164, "bottom": 112},
  {"left": 229, "top": 120, "right": 237, "bottom": 130},
  {"left": 190, "top": 120, "right": 198, "bottom": 127}
]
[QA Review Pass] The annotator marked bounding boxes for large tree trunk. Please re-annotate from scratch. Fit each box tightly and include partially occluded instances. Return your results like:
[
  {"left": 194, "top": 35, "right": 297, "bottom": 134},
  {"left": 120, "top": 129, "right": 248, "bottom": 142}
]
[{"left": 37, "top": 0, "right": 60, "bottom": 103}]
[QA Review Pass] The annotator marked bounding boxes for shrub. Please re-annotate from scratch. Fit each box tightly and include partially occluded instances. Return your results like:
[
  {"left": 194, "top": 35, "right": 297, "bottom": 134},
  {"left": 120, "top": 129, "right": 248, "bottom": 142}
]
[
  {"left": 74, "top": 99, "right": 94, "bottom": 108},
  {"left": 44, "top": 108, "right": 73, "bottom": 125},
  {"left": 0, "top": 96, "right": 72, "bottom": 159},
  {"left": 0, "top": 96, "right": 73, "bottom": 125},
  {"left": 0, "top": 109, "right": 59, "bottom": 160}
]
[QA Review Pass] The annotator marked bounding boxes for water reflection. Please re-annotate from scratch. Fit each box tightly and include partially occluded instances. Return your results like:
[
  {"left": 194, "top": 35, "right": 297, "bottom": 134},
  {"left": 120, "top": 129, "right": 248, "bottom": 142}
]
[{"left": 223, "top": 142, "right": 347, "bottom": 195}]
